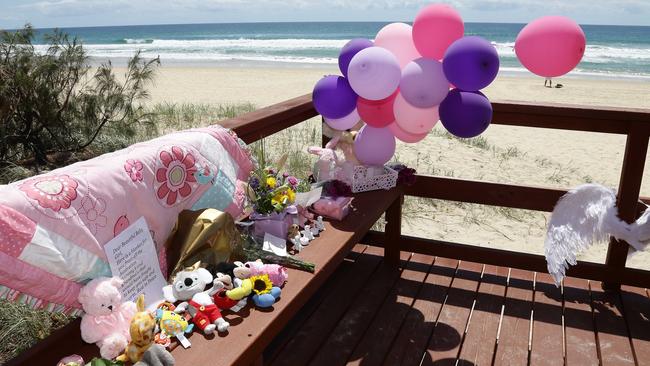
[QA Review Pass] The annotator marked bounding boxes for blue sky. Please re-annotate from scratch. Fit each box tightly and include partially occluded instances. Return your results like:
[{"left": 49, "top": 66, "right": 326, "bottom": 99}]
[{"left": 1, "top": 0, "right": 649, "bottom": 29}]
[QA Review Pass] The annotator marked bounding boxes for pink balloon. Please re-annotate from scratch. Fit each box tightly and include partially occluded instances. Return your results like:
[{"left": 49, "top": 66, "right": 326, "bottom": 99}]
[
  {"left": 357, "top": 91, "right": 397, "bottom": 128},
  {"left": 515, "top": 16, "right": 586, "bottom": 78},
  {"left": 388, "top": 122, "right": 428, "bottom": 143},
  {"left": 353, "top": 125, "right": 396, "bottom": 166},
  {"left": 374, "top": 22, "right": 421, "bottom": 69},
  {"left": 412, "top": 4, "right": 464, "bottom": 60},
  {"left": 324, "top": 108, "right": 361, "bottom": 131},
  {"left": 393, "top": 93, "right": 439, "bottom": 135}
]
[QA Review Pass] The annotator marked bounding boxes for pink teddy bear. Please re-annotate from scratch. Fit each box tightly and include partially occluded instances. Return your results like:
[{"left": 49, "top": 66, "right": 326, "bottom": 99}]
[
  {"left": 245, "top": 260, "right": 288, "bottom": 287},
  {"left": 78, "top": 277, "right": 137, "bottom": 359}
]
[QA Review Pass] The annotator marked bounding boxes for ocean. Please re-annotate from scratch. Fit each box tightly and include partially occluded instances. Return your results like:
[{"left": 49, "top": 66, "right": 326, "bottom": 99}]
[{"left": 29, "top": 22, "right": 650, "bottom": 79}]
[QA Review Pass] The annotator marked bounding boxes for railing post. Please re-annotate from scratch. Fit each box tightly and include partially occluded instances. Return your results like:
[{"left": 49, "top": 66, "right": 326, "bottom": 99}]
[
  {"left": 321, "top": 117, "right": 331, "bottom": 148},
  {"left": 604, "top": 128, "right": 649, "bottom": 291},
  {"left": 384, "top": 193, "right": 403, "bottom": 267}
]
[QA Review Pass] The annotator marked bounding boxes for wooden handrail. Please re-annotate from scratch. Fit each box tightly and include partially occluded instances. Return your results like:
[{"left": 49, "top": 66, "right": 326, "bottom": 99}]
[{"left": 217, "top": 94, "right": 650, "bottom": 287}]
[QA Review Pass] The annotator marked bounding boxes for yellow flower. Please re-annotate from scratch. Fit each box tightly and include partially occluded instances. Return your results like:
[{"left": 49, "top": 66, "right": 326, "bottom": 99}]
[
  {"left": 286, "top": 189, "right": 296, "bottom": 203},
  {"left": 266, "top": 177, "right": 276, "bottom": 188},
  {"left": 250, "top": 274, "right": 273, "bottom": 295}
]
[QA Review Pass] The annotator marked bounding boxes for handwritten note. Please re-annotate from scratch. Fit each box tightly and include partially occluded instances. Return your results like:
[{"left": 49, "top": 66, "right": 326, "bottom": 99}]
[{"left": 104, "top": 217, "right": 167, "bottom": 308}]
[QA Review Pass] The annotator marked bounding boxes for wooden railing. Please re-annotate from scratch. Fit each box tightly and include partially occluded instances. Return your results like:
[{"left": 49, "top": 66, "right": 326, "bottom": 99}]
[{"left": 230, "top": 93, "right": 650, "bottom": 289}]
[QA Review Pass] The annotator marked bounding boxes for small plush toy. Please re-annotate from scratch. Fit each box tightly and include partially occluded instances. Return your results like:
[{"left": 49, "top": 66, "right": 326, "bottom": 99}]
[
  {"left": 244, "top": 260, "right": 288, "bottom": 287},
  {"left": 79, "top": 277, "right": 137, "bottom": 360},
  {"left": 249, "top": 274, "right": 282, "bottom": 308},
  {"left": 288, "top": 224, "right": 300, "bottom": 240},
  {"left": 212, "top": 271, "right": 247, "bottom": 312},
  {"left": 154, "top": 305, "right": 194, "bottom": 348},
  {"left": 133, "top": 344, "right": 175, "bottom": 366},
  {"left": 116, "top": 295, "right": 156, "bottom": 364},
  {"left": 162, "top": 264, "right": 229, "bottom": 334},
  {"left": 307, "top": 146, "right": 342, "bottom": 182}
]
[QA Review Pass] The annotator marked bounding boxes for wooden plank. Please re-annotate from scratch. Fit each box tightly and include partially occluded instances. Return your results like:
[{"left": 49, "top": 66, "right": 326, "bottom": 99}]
[
  {"left": 530, "top": 272, "right": 565, "bottom": 366},
  {"left": 491, "top": 100, "right": 650, "bottom": 134},
  {"left": 421, "top": 261, "right": 482, "bottom": 365},
  {"left": 382, "top": 257, "right": 458, "bottom": 366},
  {"left": 493, "top": 268, "right": 534, "bottom": 365},
  {"left": 384, "top": 193, "right": 403, "bottom": 267},
  {"left": 309, "top": 251, "right": 412, "bottom": 365},
  {"left": 347, "top": 253, "right": 435, "bottom": 365},
  {"left": 563, "top": 277, "right": 600, "bottom": 366},
  {"left": 363, "top": 231, "right": 650, "bottom": 289},
  {"left": 605, "top": 130, "right": 649, "bottom": 290},
  {"left": 620, "top": 285, "right": 650, "bottom": 363},
  {"left": 590, "top": 281, "right": 635, "bottom": 365},
  {"left": 264, "top": 244, "right": 370, "bottom": 363},
  {"left": 269, "top": 245, "right": 384, "bottom": 365},
  {"left": 225, "top": 94, "right": 317, "bottom": 144},
  {"left": 405, "top": 175, "right": 565, "bottom": 212},
  {"left": 457, "top": 265, "right": 508, "bottom": 366},
  {"left": 170, "top": 188, "right": 402, "bottom": 366}
]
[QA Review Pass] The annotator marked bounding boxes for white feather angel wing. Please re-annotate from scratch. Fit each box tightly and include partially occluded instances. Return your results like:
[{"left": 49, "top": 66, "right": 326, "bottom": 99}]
[{"left": 545, "top": 184, "right": 619, "bottom": 285}]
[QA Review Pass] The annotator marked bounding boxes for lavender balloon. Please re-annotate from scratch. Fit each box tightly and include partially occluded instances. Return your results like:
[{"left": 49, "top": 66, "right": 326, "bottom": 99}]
[
  {"left": 353, "top": 125, "right": 396, "bottom": 166},
  {"left": 442, "top": 36, "right": 499, "bottom": 92},
  {"left": 324, "top": 108, "right": 361, "bottom": 131},
  {"left": 439, "top": 89, "right": 493, "bottom": 138},
  {"left": 339, "top": 38, "right": 373, "bottom": 77},
  {"left": 347, "top": 47, "right": 401, "bottom": 101},
  {"left": 400, "top": 58, "right": 449, "bottom": 108},
  {"left": 312, "top": 75, "right": 358, "bottom": 119}
]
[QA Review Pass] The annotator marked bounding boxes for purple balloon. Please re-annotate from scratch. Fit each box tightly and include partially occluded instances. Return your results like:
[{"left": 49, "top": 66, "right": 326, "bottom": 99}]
[
  {"left": 353, "top": 125, "right": 396, "bottom": 166},
  {"left": 339, "top": 38, "right": 374, "bottom": 77},
  {"left": 324, "top": 108, "right": 361, "bottom": 131},
  {"left": 400, "top": 58, "right": 450, "bottom": 108},
  {"left": 439, "top": 89, "right": 493, "bottom": 138},
  {"left": 442, "top": 36, "right": 499, "bottom": 91},
  {"left": 312, "top": 75, "right": 358, "bottom": 119},
  {"left": 347, "top": 47, "right": 401, "bottom": 101}
]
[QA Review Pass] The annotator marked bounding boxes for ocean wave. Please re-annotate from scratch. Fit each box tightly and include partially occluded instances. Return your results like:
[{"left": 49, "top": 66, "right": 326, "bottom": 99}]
[
  {"left": 121, "top": 38, "right": 154, "bottom": 44},
  {"left": 492, "top": 41, "right": 650, "bottom": 62}
]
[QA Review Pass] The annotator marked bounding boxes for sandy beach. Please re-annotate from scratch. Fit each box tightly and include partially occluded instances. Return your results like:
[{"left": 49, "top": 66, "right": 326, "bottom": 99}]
[{"left": 122, "top": 63, "right": 650, "bottom": 268}]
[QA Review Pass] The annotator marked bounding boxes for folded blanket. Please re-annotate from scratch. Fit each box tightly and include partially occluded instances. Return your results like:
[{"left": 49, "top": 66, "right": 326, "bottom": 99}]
[{"left": 0, "top": 125, "right": 253, "bottom": 312}]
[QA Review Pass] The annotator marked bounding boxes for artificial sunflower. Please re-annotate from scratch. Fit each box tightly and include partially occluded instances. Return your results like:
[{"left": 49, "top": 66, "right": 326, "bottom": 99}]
[{"left": 250, "top": 274, "right": 273, "bottom": 295}]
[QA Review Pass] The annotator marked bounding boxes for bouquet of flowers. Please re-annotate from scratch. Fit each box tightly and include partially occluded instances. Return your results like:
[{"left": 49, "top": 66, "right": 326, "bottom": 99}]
[{"left": 247, "top": 158, "right": 299, "bottom": 215}]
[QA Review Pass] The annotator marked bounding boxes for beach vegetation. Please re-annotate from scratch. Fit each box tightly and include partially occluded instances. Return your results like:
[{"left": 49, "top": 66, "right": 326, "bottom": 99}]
[{"left": 0, "top": 25, "right": 159, "bottom": 178}]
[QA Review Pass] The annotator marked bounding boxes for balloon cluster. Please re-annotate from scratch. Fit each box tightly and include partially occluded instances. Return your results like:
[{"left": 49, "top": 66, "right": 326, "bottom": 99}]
[{"left": 312, "top": 3, "right": 499, "bottom": 166}]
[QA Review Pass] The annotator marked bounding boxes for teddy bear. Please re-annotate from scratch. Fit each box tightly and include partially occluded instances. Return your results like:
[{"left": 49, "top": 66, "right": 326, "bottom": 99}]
[
  {"left": 162, "top": 265, "right": 229, "bottom": 334},
  {"left": 78, "top": 276, "right": 137, "bottom": 360},
  {"left": 116, "top": 295, "right": 157, "bottom": 364}
]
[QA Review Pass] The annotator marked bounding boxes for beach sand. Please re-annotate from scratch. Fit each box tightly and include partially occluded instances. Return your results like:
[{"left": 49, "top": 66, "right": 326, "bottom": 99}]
[{"left": 126, "top": 63, "right": 650, "bottom": 269}]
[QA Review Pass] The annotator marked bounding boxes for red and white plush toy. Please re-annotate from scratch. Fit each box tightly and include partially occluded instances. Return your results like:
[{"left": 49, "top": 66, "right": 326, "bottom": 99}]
[
  {"left": 162, "top": 265, "right": 229, "bottom": 334},
  {"left": 78, "top": 277, "right": 137, "bottom": 359}
]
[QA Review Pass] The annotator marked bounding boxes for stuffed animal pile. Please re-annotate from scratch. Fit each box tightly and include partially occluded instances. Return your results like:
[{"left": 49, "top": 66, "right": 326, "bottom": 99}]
[{"left": 76, "top": 259, "right": 288, "bottom": 363}]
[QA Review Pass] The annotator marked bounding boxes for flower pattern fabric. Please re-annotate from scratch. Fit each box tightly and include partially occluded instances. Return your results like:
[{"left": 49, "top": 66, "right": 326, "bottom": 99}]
[
  {"left": 18, "top": 175, "right": 79, "bottom": 212},
  {"left": 124, "top": 159, "right": 144, "bottom": 182},
  {"left": 154, "top": 146, "right": 198, "bottom": 206},
  {"left": 78, "top": 197, "right": 108, "bottom": 235}
]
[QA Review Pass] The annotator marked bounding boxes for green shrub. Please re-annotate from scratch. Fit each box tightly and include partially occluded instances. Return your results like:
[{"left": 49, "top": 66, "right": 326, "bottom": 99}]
[{"left": 0, "top": 25, "right": 159, "bottom": 169}]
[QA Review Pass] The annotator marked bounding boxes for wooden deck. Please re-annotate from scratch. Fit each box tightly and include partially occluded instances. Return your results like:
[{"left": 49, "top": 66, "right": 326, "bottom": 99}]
[{"left": 266, "top": 245, "right": 650, "bottom": 366}]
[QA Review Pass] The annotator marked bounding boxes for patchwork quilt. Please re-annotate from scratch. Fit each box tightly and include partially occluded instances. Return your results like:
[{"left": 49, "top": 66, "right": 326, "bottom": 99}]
[{"left": 0, "top": 125, "right": 253, "bottom": 313}]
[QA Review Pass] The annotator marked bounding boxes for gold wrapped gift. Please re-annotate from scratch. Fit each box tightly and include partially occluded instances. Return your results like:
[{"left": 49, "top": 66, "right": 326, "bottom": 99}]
[{"left": 165, "top": 208, "right": 241, "bottom": 278}]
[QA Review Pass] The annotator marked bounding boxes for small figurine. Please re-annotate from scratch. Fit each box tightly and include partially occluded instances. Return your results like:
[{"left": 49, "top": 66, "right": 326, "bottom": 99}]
[
  {"left": 303, "top": 225, "right": 315, "bottom": 240},
  {"left": 316, "top": 216, "right": 326, "bottom": 231},
  {"left": 288, "top": 224, "right": 300, "bottom": 240},
  {"left": 293, "top": 234, "right": 303, "bottom": 252},
  {"left": 310, "top": 223, "right": 320, "bottom": 237},
  {"left": 299, "top": 235, "right": 310, "bottom": 248}
]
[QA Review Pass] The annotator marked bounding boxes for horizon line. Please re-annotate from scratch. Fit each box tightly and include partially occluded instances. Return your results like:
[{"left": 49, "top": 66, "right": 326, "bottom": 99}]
[{"left": 4, "top": 20, "right": 650, "bottom": 31}]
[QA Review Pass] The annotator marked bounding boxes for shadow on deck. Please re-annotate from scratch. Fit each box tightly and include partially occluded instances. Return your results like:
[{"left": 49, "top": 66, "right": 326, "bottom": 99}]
[{"left": 265, "top": 244, "right": 650, "bottom": 366}]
